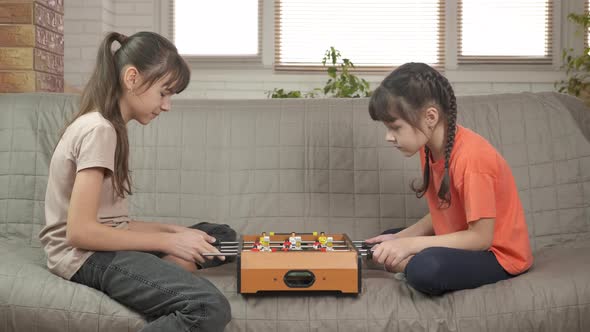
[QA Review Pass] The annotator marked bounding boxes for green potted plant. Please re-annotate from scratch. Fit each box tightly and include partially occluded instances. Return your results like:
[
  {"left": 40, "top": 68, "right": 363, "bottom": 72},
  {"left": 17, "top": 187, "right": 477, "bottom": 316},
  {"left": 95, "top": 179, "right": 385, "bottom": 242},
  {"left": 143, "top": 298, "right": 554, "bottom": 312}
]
[
  {"left": 557, "top": 13, "right": 590, "bottom": 103},
  {"left": 267, "top": 46, "right": 371, "bottom": 98},
  {"left": 321, "top": 46, "right": 371, "bottom": 98}
]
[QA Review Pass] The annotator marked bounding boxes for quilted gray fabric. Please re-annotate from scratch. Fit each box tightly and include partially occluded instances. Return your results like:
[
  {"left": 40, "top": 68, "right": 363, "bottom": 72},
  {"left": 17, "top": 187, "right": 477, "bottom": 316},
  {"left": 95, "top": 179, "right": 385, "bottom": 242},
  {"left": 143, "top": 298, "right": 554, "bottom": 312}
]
[{"left": 0, "top": 92, "right": 589, "bottom": 331}]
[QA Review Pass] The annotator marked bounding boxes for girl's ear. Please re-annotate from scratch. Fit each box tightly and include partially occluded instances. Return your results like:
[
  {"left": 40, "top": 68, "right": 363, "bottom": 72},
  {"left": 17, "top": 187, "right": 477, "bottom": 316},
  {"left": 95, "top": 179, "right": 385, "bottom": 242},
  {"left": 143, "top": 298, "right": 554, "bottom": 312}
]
[
  {"left": 423, "top": 106, "right": 440, "bottom": 129},
  {"left": 122, "top": 66, "right": 139, "bottom": 92}
]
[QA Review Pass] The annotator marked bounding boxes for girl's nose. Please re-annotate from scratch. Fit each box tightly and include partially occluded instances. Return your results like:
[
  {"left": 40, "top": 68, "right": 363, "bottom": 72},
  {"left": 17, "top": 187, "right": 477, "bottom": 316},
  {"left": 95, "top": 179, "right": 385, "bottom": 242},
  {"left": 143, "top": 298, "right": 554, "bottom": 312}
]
[
  {"left": 161, "top": 98, "right": 171, "bottom": 112},
  {"left": 385, "top": 131, "right": 396, "bottom": 142}
]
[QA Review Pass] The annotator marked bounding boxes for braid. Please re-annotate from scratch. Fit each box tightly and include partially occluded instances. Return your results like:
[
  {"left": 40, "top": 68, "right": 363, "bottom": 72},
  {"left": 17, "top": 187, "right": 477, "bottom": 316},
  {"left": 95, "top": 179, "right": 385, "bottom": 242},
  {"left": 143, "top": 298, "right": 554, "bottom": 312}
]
[
  {"left": 416, "top": 72, "right": 439, "bottom": 97},
  {"left": 437, "top": 78, "right": 457, "bottom": 207},
  {"left": 409, "top": 70, "right": 451, "bottom": 201},
  {"left": 411, "top": 145, "right": 431, "bottom": 198}
]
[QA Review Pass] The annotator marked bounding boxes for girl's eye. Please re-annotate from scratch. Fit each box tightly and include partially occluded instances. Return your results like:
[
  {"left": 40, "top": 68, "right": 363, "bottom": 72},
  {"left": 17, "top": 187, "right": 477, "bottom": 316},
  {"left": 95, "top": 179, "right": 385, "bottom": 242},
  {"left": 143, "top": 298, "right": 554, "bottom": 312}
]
[{"left": 384, "top": 122, "right": 399, "bottom": 131}]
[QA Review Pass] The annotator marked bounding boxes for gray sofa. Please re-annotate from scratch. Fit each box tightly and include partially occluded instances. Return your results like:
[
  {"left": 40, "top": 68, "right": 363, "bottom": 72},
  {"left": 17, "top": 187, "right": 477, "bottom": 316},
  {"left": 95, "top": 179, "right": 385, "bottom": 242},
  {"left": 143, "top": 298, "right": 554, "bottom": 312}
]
[{"left": 1, "top": 91, "right": 589, "bottom": 332}]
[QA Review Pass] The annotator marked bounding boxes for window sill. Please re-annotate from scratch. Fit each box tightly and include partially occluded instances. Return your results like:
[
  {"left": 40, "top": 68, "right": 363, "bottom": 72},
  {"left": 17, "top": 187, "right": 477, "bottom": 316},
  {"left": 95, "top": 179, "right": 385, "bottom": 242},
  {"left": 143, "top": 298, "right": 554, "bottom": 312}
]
[{"left": 183, "top": 55, "right": 264, "bottom": 70}]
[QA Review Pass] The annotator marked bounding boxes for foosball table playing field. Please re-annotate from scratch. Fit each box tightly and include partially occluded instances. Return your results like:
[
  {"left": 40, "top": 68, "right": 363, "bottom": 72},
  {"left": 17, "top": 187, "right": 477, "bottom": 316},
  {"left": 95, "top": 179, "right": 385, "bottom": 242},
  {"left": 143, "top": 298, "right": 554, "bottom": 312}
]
[{"left": 204, "top": 232, "right": 375, "bottom": 294}]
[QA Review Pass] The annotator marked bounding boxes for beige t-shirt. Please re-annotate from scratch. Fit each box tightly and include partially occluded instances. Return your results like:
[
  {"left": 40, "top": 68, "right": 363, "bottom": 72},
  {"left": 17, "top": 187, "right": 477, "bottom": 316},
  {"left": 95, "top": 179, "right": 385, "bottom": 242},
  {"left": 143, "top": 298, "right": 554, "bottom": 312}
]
[{"left": 39, "top": 112, "right": 130, "bottom": 280}]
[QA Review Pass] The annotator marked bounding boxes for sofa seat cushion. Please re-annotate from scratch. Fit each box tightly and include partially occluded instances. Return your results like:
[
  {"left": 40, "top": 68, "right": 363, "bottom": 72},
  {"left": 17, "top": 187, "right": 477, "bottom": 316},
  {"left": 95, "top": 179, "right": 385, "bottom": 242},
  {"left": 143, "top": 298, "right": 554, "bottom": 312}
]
[
  {"left": 2, "top": 239, "right": 590, "bottom": 331},
  {"left": 196, "top": 240, "right": 590, "bottom": 331},
  {"left": 0, "top": 240, "right": 145, "bottom": 332}
]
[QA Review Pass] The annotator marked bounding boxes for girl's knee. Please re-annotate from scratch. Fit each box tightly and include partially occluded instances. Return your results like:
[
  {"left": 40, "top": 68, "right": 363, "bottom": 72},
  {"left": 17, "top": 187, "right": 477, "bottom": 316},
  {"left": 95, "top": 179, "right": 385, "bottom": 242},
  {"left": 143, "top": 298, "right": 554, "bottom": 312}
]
[
  {"left": 405, "top": 249, "right": 445, "bottom": 295},
  {"left": 406, "top": 247, "right": 443, "bottom": 272},
  {"left": 211, "top": 292, "right": 231, "bottom": 325},
  {"left": 182, "top": 285, "right": 231, "bottom": 330}
]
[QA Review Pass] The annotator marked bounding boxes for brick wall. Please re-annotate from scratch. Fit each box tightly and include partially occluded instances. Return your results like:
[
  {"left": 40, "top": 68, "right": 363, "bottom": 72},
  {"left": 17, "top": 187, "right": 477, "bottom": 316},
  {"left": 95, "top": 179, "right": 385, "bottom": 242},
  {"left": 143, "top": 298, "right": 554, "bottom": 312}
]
[
  {"left": 63, "top": 0, "right": 577, "bottom": 99},
  {"left": 0, "top": 0, "right": 65, "bottom": 92}
]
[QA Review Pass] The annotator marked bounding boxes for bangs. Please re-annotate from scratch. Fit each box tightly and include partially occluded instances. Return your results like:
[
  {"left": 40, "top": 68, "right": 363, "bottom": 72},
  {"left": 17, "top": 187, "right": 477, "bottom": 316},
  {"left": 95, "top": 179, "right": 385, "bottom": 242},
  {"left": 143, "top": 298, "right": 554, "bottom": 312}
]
[
  {"left": 368, "top": 85, "right": 397, "bottom": 122},
  {"left": 163, "top": 55, "right": 190, "bottom": 94},
  {"left": 141, "top": 52, "right": 191, "bottom": 94}
]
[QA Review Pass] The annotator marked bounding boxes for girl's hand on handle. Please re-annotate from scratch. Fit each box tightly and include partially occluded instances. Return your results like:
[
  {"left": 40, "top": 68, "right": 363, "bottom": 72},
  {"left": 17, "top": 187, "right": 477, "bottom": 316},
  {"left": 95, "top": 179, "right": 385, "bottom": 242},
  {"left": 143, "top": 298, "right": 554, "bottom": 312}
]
[
  {"left": 371, "top": 238, "right": 415, "bottom": 271},
  {"left": 168, "top": 224, "right": 219, "bottom": 244},
  {"left": 163, "top": 230, "right": 224, "bottom": 264},
  {"left": 184, "top": 227, "right": 212, "bottom": 239},
  {"left": 364, "top": 233, "right": 397, "bottom": 244}
]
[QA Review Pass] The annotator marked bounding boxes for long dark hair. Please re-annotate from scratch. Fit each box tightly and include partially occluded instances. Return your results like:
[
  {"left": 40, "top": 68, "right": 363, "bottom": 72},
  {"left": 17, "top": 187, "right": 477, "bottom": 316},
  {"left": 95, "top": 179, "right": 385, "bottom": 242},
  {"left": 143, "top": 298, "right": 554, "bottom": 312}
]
[
  {"left": 64, "top": 31, "right": 190, "bottom": 198},
  {"left": 368, "top": 63, "right": 457, "bottom": 207}
]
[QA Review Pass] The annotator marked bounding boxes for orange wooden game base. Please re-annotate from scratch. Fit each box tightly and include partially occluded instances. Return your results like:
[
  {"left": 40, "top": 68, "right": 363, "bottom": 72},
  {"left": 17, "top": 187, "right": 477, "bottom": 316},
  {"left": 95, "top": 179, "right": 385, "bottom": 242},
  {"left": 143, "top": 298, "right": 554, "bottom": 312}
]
[{"left": 237, "top": 233, "right": 361, "bottom": 294}]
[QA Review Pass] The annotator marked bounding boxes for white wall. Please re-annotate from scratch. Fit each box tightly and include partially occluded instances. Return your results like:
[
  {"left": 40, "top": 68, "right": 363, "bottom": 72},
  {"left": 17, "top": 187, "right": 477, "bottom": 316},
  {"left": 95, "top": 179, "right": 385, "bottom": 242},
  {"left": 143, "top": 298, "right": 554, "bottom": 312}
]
[
  {"left": 64, "top": 0, "right": 586, "bottom": 99},
  {"left": 64, "top": 0, "right": 114, "bottom": 87}
]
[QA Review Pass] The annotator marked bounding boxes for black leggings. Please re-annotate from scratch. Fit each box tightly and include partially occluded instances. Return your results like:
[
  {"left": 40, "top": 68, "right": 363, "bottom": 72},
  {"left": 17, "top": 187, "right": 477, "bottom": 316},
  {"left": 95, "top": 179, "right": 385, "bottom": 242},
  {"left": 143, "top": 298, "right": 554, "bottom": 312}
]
[{"left": 381, "top": 228, "right": 513, "bottom": 296}]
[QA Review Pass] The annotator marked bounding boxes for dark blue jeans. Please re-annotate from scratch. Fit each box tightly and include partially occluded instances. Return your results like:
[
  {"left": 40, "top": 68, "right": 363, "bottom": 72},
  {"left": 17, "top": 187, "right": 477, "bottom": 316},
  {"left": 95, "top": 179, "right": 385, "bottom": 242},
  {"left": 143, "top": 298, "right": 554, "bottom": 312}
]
[
  {"left": 381, "top": 228, "right": 514, "bottom": 296},
  {"left": 71, "top": 222, "right": 236, "bottom": 332}
]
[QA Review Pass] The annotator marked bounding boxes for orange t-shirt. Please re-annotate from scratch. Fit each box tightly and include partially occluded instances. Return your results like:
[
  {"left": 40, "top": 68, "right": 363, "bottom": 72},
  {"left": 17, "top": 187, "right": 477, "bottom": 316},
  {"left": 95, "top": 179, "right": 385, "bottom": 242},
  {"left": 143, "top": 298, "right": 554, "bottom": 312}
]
[{"left": 420, "top": 125, "right": 533, "bottom": 275}]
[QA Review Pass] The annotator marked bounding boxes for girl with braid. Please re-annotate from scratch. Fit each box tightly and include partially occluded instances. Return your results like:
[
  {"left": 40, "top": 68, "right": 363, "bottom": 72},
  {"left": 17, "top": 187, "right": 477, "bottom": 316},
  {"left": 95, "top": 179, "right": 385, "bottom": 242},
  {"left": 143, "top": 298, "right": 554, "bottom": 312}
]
[{"left": 364, "top": 63, "right": 533, "bottom": 295}]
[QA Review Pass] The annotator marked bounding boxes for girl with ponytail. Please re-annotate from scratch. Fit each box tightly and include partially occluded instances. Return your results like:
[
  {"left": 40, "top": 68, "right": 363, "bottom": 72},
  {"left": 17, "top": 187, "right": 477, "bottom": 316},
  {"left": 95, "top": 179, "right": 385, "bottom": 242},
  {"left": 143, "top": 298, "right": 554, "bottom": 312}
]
[
  {"left": 365, "top": 63, "right": 532, "bottom": 295},
  {"left": 40, "top": 31, "right": 233, "bottom": 331}
]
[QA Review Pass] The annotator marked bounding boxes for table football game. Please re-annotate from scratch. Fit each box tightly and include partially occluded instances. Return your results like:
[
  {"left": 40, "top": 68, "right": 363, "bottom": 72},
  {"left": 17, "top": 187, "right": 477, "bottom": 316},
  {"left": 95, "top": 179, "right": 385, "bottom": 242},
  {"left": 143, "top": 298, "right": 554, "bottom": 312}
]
[{"left": 205, "top": 232, "right": 374, "bottom": 294}]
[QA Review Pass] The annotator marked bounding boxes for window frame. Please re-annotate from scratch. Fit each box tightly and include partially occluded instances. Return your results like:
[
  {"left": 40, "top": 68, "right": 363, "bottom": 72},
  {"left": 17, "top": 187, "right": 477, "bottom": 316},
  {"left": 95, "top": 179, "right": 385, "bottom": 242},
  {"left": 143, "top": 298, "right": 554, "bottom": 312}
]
[
  {"left": 456, "top": 0, "right": 555, "bottom": 65},
  {"left": 585, "top": 0, "right": 589, "bottom": 49},
  {"left": 272, "top": 0, "right": 446, "bottom": 72},
  {"left": 159, "top": 0, "right": 264, "bottom": 67}
]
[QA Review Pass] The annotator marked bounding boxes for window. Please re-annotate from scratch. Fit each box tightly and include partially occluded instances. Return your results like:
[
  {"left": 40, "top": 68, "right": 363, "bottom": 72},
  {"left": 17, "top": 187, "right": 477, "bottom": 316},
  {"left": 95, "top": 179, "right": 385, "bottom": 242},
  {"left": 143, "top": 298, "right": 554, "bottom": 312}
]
[
  {"left": 274, "top": 0, "right": 445, "bottom": 71},
  {"left": 458, "top": 0, "right": 553, "bottom": 64},
  {"left": 171, "top": 0, "right": 262, "bottom": 61}
]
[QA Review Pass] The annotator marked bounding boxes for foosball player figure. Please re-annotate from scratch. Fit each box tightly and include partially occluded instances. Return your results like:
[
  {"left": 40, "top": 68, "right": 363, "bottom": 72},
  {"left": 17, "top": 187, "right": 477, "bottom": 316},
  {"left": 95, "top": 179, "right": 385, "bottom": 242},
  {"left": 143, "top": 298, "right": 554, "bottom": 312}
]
[
  {"left": 312, "top": 239, "right": 321, "bottom": 250},
  {"left": 288, "top": 232, "right": 303, "bottom": 250},
  {"left": 325, "top": 236, "right": 334, "bottom": 251},
  {"left": 317, "top": 232, "right": 327, "bottom": 248},
  {"left": 260, "top": 232, "right": 272, "bottom": 252},
  {"left": 251, "top": 236, "right": 262, "bottom": 252},
  {"left": 282, "top": 238, "right": 290, "bottom": 251}
]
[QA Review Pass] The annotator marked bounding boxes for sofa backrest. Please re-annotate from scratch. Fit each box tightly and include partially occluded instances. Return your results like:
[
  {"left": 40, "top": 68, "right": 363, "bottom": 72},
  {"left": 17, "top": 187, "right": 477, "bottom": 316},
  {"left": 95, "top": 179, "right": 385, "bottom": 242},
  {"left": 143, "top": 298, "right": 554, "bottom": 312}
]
[
  {"left": 0, "top": 94, "right": 80, "bottom": 246},
  {"left": 0, "top": 92, "right": 588, "bottom": 251}
]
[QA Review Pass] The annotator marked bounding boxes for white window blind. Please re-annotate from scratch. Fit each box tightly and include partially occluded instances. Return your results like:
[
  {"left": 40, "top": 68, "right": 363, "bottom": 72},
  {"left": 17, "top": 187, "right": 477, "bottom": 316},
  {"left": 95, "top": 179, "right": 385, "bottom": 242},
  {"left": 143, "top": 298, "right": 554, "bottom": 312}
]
[
  {"left": 172, "top": 0, "right": 261, "bottom": 59},
  {"left": 458, "top": 0, "right": 553, "bottom": 64},
  {"left": 274, "top": 0, "right": 445, "bottom": 71}
]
